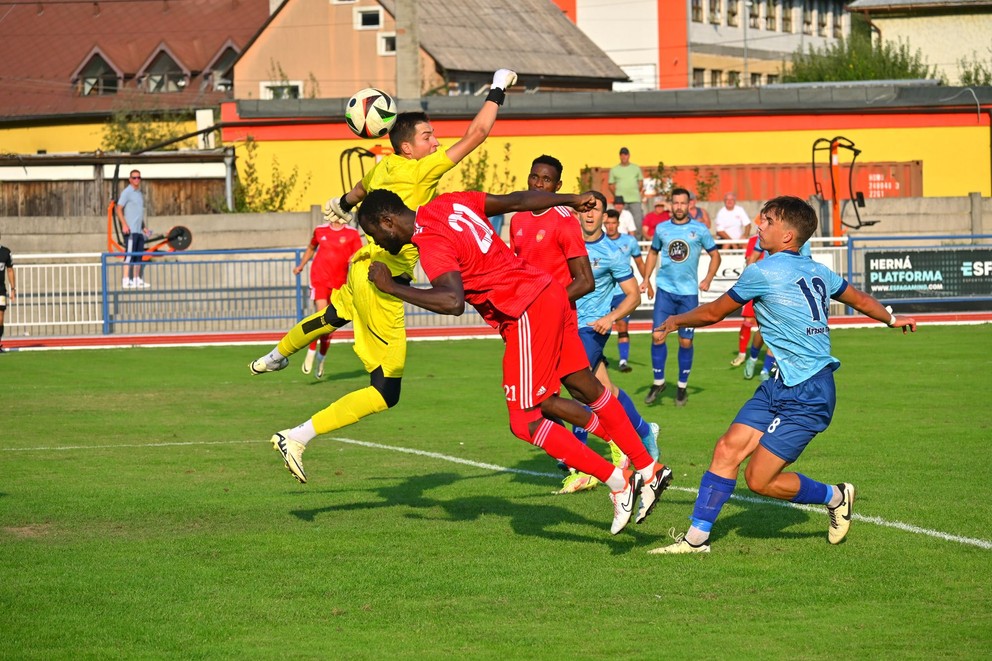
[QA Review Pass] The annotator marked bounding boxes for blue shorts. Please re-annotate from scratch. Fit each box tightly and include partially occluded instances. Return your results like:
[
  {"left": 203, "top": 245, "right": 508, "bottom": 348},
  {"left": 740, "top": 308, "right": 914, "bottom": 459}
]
[
  {"left": 733, "top": 365, "right": 837, "bottom": 463},
  {"left": 610, "top": 292, "right": 631, "bottom": 322},
  {"left": 578, "top": 326, "right": 610, "bottom": 369},
  {"left": 652, "top": 289, "right": 696, "bottom": 340}
]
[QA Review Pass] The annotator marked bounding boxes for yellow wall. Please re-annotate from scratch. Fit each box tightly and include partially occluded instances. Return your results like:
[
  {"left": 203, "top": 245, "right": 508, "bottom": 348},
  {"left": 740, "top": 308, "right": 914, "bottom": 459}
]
[
  {"left": 0, "top": 122, "right": 106, "bottom": 154},
  {"left": 237, "top": 120, "right": 991, "bottom": 210}
]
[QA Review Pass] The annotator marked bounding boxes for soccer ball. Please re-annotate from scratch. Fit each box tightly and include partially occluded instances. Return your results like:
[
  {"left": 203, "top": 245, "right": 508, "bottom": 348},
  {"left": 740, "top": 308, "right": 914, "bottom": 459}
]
[{"left": 345, "top": 88, "right": 398, "bottom": 138}]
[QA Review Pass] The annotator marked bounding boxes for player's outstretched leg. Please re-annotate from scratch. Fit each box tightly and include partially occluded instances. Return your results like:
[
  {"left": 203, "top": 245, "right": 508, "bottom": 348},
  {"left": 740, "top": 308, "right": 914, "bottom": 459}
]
[{"left": 271, "top": 431, "right": 307, "bottom": 483}]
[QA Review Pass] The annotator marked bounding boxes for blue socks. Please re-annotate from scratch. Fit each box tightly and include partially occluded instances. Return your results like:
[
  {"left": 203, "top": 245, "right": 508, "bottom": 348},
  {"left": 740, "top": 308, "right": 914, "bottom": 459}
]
[
  {"left": 791, "top": 473, "right": 832, "bottom": 504},
  {"left": 689, "top": 471, "right": 737, "bottom": 533},
  {"left": 616, "top": 389, "right": 651, "bottom": 438},
  {"left": 678, "top": 345, "right": 693, "bottom": 385},
  {"left": 618, "top": 340, "right": 630, "bottom": 363},
  {"left": 651, "top": 342, "right": 667, "bottom": 381}
]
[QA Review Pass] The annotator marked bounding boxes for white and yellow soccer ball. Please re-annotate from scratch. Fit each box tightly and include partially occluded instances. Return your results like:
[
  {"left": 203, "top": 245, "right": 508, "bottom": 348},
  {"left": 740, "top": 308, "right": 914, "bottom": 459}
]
[{"left": 345, "top": 88, "right": 398, "bottom": 139}]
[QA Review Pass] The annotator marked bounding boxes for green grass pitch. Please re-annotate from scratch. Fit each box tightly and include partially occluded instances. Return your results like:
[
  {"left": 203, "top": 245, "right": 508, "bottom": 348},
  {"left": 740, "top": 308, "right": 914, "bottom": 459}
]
[{"left": 1, "top": 324, "right": 990, "bottom": 659}]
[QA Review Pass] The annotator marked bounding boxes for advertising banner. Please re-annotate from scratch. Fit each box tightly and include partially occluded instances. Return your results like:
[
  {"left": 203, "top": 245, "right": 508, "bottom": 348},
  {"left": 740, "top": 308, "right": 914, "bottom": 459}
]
[{"left": 864, "top": 248, "right": 992, "bottom": 300}]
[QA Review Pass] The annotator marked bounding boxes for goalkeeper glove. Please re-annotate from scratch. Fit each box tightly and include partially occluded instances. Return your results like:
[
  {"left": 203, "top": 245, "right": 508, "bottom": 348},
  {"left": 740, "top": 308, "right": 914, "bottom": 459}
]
[
  {"left": 487, "top": 69, "right": 517, "bottom": 106},
  {"left": 323, "top": 196, "right": 355, "bottom": 224}
]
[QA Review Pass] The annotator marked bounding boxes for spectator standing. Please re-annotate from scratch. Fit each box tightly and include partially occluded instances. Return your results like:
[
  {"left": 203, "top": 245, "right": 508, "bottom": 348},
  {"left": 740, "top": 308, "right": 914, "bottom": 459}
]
[
  {"left": 117, "top": 169, "right": 151, "bottom": 288},
  {"left": 714, "top": 192, "right": 751, "bottom": 249},
  {"left": 608, "top": 147, "right": 644, "bottom": 227},
  {"left": 0, "top": 232, "right": 15, "bottom": 353}
]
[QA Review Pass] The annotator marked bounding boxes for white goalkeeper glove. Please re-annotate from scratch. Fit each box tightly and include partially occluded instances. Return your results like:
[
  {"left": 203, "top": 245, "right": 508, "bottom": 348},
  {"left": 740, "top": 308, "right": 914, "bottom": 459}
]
[
  {"left": 322, "top": 196, "right": 354, "bottom": 224},
  {"left": 491, "top": 69, "right": 517, "bottom": 91}
]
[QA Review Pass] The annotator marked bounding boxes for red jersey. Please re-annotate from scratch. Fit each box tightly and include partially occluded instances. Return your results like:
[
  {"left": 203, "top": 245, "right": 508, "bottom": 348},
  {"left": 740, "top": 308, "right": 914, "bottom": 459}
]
[
  {"left": 412, "top": 192, "right": 552, "bottom": 328},
  {"left": 509, "top": 206, "right": 586, "bottom": 290},
  {"left": 309, "top": 223, "right": 363, "bottom": 289}
]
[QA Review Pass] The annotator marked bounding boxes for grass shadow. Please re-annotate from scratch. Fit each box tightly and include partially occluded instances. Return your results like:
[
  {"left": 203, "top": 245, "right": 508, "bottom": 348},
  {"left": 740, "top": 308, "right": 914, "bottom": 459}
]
[{"left": 291, "top": 471, "right": 650, "bottom": 554}]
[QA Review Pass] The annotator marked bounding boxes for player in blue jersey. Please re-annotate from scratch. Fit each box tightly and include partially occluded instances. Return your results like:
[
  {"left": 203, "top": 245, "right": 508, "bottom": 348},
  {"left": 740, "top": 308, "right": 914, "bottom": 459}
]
[
  {"left": 572, "top": 192, "right": 660, "bottom": 475},
  {"left": 741, "top": 235, "right": 814, "bottom": 380},
  {"left": 640, "top": 187, "right": 721, "bottom": 407},
  {"left": 648, "top": 196, "right": 917, "bottom": 554},
  {"left": 604, "top": 209, "right": 645, "bottom": 373}
]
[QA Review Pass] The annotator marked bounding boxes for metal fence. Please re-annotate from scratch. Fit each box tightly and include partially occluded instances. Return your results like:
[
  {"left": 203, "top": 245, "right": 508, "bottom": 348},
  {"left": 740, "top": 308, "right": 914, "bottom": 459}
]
[
  {"left": 6, "top": 236, "right": 988, "bottom": 339},
  {"left": 4, "top": 249, "right": 489, "bottom": 338}
]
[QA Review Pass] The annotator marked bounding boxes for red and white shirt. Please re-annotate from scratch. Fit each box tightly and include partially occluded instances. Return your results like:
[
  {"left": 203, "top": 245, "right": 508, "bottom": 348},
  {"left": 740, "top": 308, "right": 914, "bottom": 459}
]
[
  {"left": 308, "top": 223, "right": 363, "bottom": 289},
  {"left": 413, "top": 192, "right": 552, "bottom": 328}
]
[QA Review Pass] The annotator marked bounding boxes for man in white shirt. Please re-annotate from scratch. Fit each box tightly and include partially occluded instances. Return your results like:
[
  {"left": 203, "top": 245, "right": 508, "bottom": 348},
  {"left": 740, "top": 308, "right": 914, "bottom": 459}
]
[
  {"left": 713, "top": 192, "right": 751, "bottom": 249},
  {"left": 612, "top": 196, "right": 639, "bottom": 237}
]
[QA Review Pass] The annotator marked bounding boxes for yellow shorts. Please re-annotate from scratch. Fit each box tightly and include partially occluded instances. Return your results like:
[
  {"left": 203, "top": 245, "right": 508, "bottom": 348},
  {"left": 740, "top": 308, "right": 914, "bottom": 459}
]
[{"left": 331, "top": 243, "right": 412, "bottom": 378}]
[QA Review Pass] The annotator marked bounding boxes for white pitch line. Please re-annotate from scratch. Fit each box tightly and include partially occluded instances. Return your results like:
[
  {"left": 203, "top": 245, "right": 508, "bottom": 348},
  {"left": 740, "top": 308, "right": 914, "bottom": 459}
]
[{"left": 4, "top": 436, "right": 990, "bottom": 550}]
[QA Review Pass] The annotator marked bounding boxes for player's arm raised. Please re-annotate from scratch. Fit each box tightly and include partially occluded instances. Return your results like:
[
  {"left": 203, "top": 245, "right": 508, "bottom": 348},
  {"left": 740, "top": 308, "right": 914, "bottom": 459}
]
[
  {"left": 368, "top": 263, "right": 465, "bottom": 316},
  {"left": 485, "top": 191, "right": 596, "bottom": 217},
  {"left": 445, "top": 69, "right": 516, "bottom": 165}
]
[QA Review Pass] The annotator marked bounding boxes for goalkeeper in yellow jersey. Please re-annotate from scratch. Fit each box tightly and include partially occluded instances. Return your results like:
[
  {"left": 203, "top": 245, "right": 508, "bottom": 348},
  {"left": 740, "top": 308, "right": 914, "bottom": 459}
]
[{"left": 250, "top": 69, "right": 517, "bottom": 484}]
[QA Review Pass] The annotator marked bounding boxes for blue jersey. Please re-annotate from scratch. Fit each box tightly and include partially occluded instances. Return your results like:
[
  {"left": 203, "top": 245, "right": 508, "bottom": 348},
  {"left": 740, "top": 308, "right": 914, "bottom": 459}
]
[
  {"left": 606, "top": 232, "right": 641, "bottom": 297},
  {"left": 650, "top": 219, "right": 717, "bottom": 296},
  {"left": 729, "top": 251, "right": 848, "bottom": 386},
  {"left": 576, "top": 234, "right": 635, "bottom": 327}
]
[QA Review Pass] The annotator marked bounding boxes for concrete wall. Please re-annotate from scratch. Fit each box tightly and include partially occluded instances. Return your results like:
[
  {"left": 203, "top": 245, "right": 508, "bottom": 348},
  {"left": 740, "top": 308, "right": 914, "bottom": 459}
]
[
  {"left": 0, "top": 206, "right": 323, "bottom": 255},
  {"left": 696, "top": 194, "right": 992, "bottom": 239},
  {"left": 3, "top": 196, "right": 989, "bottom": 256}
]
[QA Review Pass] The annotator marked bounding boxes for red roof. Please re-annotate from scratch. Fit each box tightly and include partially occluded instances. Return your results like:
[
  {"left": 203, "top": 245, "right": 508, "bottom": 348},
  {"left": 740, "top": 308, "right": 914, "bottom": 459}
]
[{"left": 0, "top": 0, "right": 272, "bottom": 121}]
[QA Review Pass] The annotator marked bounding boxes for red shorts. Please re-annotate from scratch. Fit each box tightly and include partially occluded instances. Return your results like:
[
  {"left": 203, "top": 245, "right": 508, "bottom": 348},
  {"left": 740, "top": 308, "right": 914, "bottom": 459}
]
[
  {"left": 310, "top": 283, "right": 334, "bottom": 302},
  {"left": 500, "top": 283, "right": 589, "bottom": 411}
]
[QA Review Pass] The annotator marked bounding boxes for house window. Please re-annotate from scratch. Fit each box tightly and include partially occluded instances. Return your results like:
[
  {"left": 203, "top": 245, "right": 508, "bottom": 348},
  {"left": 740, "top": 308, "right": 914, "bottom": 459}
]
[
  {"left": 751, "top": 72, "right": 762, "bottom": 86},
  {"left": 749, "top": 0, "right": 760, "bottom": 28},
  {"left": 207, "top": 46, "right": 238, "bottom": 92},
  {"left": 728, "top": 70, "right": 741, "bottom": 87},
  {"left": 727, "top": 0, "right": 739, "bottom": 27},
  {"left": 802, "top": 0, "right": 813, "bottom": 35},
  {"left": 143, "top": 51, "right": 186, "bottom": 93},
  {"left": 354, "top": 7, "right": 381, "bottom": 30},
  {"left": 765, "top": 0, "right": 776, "bottom": 30},
  {"left": 261, "top": 81, "right": 302, "bottom": 99},
  {"left": 378, "top": 32, "right": 397, "bottom": 56},
  {"left": 832, "top": 7, "right": 843, "bottom": 38},
  {"left": 692, "top": 0, "right": 703, "bottom": 22},
  {"left": 692, "top": 68, "right": 706, "bottom": 87},
  {"left": 709, "top": 0, "right": 721, "bottom": 24},
  {"left": 817, "top": 2, "right": 828, "bottom": 36},
  {"left": 767, "top": 73, "right": 780, "bottom": 84},
  {"left": 710, "top": 69, "right": 723, "bottom": 87},
  {"left": 77, "top": 54, "right": 118, "bottom": 96},
  {"left": 782, "top": 0, "right": 793, "bottom": 32}
]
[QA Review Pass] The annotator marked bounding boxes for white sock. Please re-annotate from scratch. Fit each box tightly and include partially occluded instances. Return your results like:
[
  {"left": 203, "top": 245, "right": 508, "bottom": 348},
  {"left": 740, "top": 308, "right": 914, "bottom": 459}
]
[
  {"left": 605, "top": 468, "right": 627, "bottom": 491},
  {"left": 685, "top": 526, "right": 709, "bottom": 546},
  {"left": 266, "top": 347, "right": 286, "bottom": 363},
  {"left": 288, "top": 419, "right": 317, "bottom": 445},
  {"left": 653, "top": 379, "right": 665, "bottom": 386},
  {"left": 638, "top": 462, "right": 657, "bottom": 482},
  {"left": 677, "top": 381, "right": 688, "bottom": 389},
  {"left": 827, "top": 485, "right": 842, "bottom": 508}
]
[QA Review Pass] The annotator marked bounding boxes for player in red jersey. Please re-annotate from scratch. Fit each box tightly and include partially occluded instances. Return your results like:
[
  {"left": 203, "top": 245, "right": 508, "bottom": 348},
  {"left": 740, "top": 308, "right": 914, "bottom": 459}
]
[
  {"left": 509, "top": 155, "right": 593, "bottom": 305},
  {"left": 293, "top": 217, "right": 363, "bottom": 377},
  {"left": 731, "top": 235, "right": 762, "bottom": 368},
  {"left": 358, "top": 188, "right": 673, "bottom": 535}
]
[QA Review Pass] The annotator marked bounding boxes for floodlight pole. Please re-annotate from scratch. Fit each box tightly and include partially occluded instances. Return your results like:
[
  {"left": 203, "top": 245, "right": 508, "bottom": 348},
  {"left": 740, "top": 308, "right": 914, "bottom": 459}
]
[{"left": 743, "top": 1, "right": 752, "bottom": 86}]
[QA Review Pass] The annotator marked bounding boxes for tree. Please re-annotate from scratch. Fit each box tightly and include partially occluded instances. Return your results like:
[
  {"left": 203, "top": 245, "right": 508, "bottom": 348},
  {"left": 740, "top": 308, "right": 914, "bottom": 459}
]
[
  {"left": 783, "top": 35, "right": 940, "bottom": 83},
  {"left": 102, "top": 105, "right": 195, "bottom": 153},
  {"left": 959, "top": 49, "right": 992, "bottom": 86},
  {"left": 223, "top": 136, "right": 311, "bottom": 213},
  {"left": 456, "top": 143, "right": 518, "bottom": 194}
]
